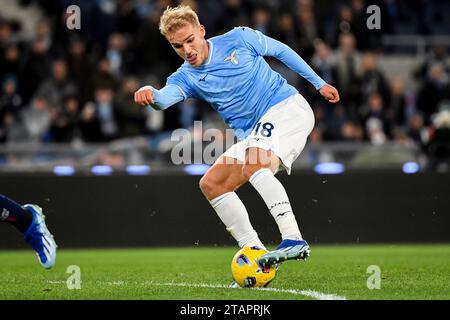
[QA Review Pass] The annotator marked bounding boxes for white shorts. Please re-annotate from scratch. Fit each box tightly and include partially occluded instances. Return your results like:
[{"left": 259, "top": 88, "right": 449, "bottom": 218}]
[{"left": 221, "top": 93, "right": 315, "bottom": 175}]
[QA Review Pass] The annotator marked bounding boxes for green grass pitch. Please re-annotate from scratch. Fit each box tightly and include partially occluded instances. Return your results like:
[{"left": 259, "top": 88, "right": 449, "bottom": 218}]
[{"left": 0, "top": 244, "right": 449, "bottom": 300}]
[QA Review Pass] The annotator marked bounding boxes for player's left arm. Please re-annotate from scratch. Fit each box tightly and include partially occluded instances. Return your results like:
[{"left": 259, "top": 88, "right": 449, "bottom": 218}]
[{"left": 261, "top": 34, "right": 339, "bottom": 103}]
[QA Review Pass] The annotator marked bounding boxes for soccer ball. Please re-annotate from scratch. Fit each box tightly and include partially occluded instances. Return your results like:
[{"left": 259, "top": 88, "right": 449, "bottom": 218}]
[{"left": 231, "top": 246, "right": 277, "bottom": 288}]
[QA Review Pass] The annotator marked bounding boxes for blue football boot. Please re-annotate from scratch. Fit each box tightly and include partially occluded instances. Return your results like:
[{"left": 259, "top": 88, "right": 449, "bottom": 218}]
[
  {"left": 23, "top": 204, "right": 57, "bottom": 269},
  {"left": 258, "top": 239, "right": 310, "bottom": 266}
]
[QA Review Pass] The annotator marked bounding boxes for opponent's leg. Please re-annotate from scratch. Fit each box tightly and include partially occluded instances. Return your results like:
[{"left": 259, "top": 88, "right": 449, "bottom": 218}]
[
  {"left": 199, "top": 157, "right": 265, "bottom": 249},
  {"left": 242, "top": 148, "right": 310, "bottom": 265},
  {"left": 0, "top": 194, "right": 57, "bottom": 269},
  {"left": 0, "top": 194, "right": 33, "bottom": 232}
]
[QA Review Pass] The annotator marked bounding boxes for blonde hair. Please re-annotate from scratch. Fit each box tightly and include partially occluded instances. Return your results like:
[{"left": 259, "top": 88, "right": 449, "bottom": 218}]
[{"left": 159, "top": 5, "right": 200, "bottom": 36}]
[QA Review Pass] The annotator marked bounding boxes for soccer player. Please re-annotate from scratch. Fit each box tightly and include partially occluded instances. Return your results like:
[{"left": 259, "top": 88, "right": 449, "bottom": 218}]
[
  {"left": 134, "top": 6, "right": 340, "bottom": 267},
  {"left": 0, "top": 194, "right": 57, "bottom": 269}
]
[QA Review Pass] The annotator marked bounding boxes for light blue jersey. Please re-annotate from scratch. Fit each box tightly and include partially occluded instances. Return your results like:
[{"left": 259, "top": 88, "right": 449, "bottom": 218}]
[{"left": 151, "top": 27, "right": 325, "bottom": 140}]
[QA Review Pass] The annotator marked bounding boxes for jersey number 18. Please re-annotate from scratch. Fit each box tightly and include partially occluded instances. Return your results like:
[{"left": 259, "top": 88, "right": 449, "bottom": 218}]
[{"left": 253, "top": 122, "right": 274, "bottom": 137}]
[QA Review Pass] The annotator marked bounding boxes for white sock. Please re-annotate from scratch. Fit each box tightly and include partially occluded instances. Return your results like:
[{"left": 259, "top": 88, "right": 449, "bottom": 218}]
[
  {"left": 249, "top": 168, "right": 303, "bottom": 241},
  {"left": 210, "top": 192, "right": 266, "bottom": 249}
]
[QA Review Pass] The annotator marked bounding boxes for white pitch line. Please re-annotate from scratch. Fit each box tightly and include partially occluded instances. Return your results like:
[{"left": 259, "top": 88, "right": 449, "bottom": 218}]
[
  {"left": 147, "top": 281, "right": 347, "bottom": 300},
  {"left": 46, "top": 280, "right": 346, "bottom": 300}
]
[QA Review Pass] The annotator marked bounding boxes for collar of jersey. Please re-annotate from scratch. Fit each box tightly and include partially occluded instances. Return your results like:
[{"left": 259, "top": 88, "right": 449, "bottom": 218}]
[
  {"left": 204, "top": 40, "right": 214, "bottom": 66},
  {"left": 186, "top": 40, "right": 214, "bottom": 69}
]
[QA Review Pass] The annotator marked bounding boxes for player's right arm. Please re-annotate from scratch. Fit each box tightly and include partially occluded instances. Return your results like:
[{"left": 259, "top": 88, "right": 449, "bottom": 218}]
[{"left": 134, "top": 84, "right": 185, "bottom": 110}]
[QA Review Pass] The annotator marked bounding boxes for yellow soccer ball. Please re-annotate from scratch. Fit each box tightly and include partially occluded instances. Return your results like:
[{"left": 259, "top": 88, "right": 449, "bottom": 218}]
[{"left": 231, "top": 246, "right": 277, "bottom": 288}]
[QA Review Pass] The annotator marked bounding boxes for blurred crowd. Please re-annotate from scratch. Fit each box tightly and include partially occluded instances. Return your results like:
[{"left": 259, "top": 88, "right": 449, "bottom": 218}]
[{"left": 0, "top": 0, "right": 450, "bottom": 164}]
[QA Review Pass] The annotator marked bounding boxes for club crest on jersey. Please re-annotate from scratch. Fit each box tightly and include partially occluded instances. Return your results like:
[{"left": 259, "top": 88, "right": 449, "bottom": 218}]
[{"left": 224, "top": 49, "right": 238, "bottom": 65}]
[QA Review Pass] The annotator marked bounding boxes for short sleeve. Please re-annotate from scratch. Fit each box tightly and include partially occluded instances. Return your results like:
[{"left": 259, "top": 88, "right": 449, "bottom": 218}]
[{"left": 233, "top": 27, "right": 267, "bottom": 56}]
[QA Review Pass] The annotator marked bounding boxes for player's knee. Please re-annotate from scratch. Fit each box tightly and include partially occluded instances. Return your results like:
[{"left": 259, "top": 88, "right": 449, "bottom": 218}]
[
  {"left": 242, "top": 164, "right": 267, "bottom": 180},
  {"left": 199, "top": 176, "right": 214, "bottom": 197},
  {"left": 243, "top": 158, "right": 280, "bottom": 179},
  {"left": 199, "top": 175, "right": 225, "bottom": 200}
]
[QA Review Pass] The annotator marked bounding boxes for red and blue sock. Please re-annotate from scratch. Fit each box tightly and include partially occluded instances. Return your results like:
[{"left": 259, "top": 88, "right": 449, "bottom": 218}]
[{"left": 0, "top": 194, "right": 33, "bottom": 233}]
